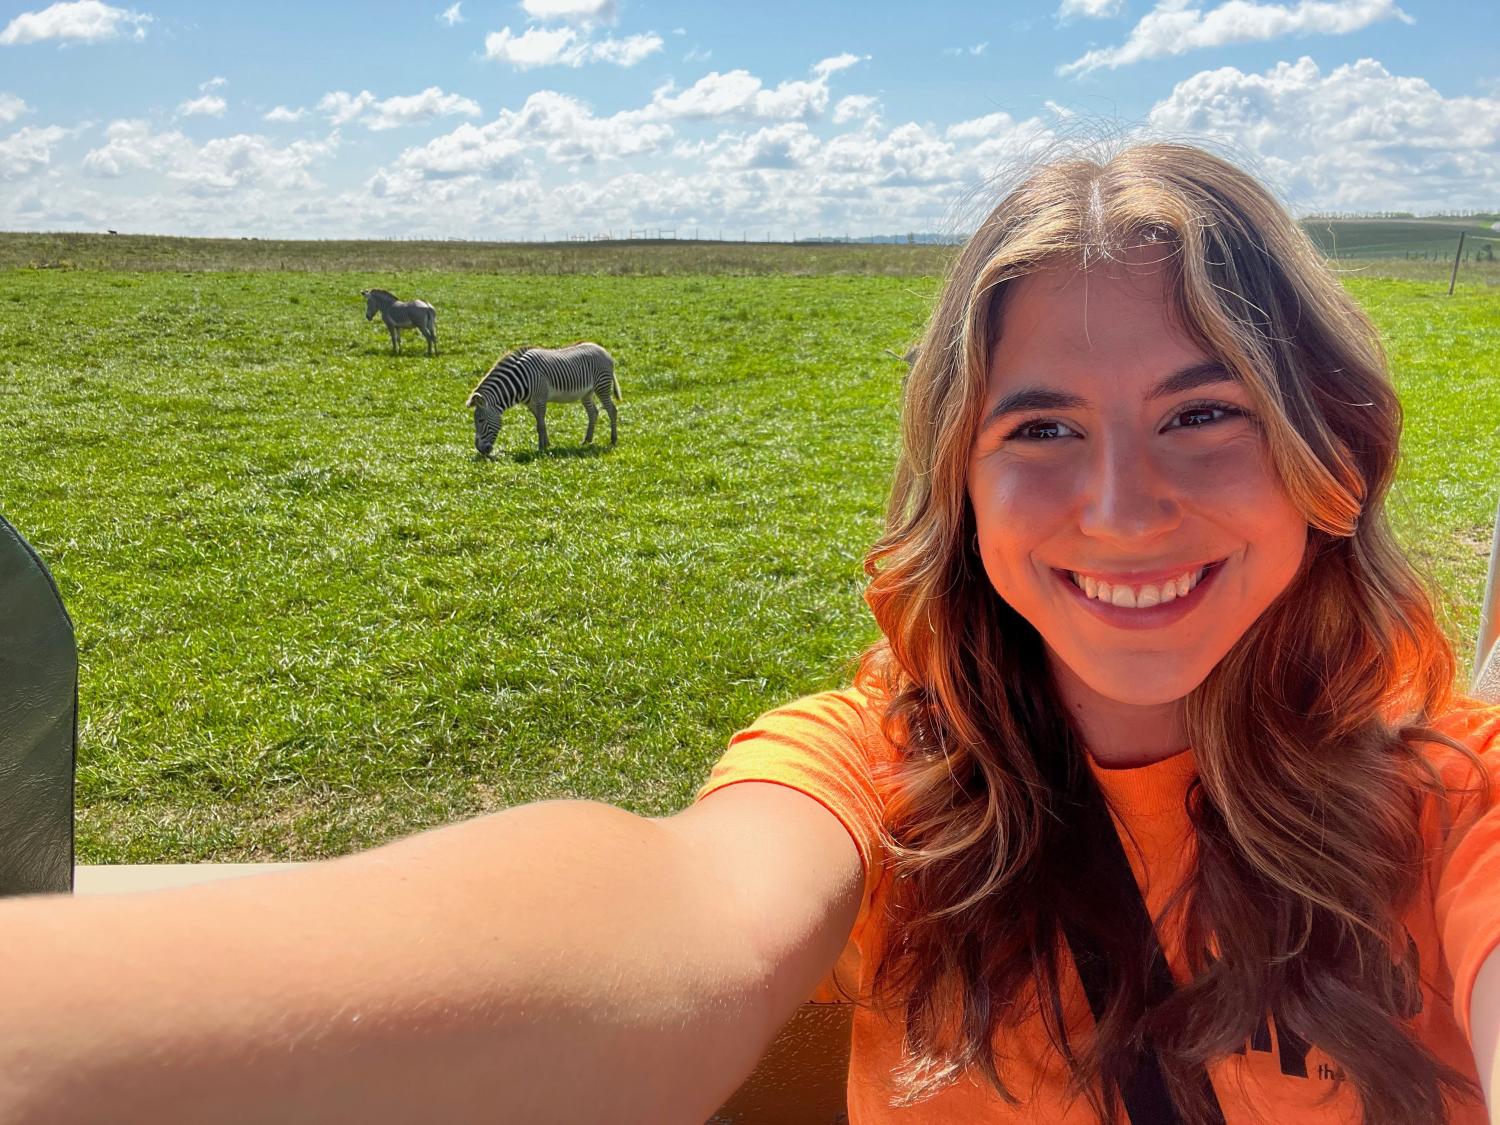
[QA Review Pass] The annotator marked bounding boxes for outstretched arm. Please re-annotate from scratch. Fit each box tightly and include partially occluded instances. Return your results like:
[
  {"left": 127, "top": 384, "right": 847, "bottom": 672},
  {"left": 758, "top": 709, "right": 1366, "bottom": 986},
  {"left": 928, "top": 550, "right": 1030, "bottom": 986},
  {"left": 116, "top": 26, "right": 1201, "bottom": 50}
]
[
  {"left": 0, "top": 786, "right": 862, "bottom": 1124},
  {"left": 1470, "top": 947, "right": 1500, "bottom": 1119}
]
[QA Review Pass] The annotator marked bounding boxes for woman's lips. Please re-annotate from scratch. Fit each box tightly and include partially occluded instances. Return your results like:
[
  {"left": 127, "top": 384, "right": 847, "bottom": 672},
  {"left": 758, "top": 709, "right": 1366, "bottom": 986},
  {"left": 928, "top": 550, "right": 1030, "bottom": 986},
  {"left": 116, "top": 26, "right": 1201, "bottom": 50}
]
[{"left": 1055, "top": 559, "right": 1225, "bottom": 630}]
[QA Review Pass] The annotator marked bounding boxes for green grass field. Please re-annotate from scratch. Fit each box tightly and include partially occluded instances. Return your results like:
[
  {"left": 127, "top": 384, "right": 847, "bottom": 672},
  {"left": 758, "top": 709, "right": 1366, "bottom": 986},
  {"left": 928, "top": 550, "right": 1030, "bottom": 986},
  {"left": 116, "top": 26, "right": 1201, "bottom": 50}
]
[
  {"left": 1301, "top": 217, "right": 1500, "bottom": 262},
  {"left": 2, "top": 222, "right": 1497, "bottom": 280},
  {"left": 0, "top": 263, "right": 1496, "bottom": 863},
  {"left": 0, "top": 232, "right": 955, "bottom": 277}
]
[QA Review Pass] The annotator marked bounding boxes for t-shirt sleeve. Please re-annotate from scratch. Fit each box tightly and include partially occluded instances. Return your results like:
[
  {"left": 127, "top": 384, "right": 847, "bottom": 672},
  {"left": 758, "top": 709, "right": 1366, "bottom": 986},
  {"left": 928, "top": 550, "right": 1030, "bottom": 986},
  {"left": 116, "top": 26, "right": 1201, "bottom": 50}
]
[
  {"left": 694, "top": 689, "right": 890, "bottom": 912},
  {"left": 1430, "top": 699, "right": 1500, "bottom": 1039}
]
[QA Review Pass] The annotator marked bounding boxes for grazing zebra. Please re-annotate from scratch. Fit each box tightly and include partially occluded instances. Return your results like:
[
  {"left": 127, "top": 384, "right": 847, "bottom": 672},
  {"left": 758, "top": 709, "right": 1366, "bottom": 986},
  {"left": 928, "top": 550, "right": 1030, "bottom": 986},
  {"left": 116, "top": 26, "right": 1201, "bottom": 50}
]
[
  {"left": 466, "top": 343, "right": 621, "bottom": 455},
  {"left": 361, "top": 288, "right": 437, "bottom": 355}
]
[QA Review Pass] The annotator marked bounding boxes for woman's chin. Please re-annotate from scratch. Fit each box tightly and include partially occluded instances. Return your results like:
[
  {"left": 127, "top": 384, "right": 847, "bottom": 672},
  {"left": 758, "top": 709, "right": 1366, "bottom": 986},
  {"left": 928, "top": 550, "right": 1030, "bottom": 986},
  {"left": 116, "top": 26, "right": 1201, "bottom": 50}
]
[{"left": 1052, "top": 654, "right": 1213, "bottom": 712}]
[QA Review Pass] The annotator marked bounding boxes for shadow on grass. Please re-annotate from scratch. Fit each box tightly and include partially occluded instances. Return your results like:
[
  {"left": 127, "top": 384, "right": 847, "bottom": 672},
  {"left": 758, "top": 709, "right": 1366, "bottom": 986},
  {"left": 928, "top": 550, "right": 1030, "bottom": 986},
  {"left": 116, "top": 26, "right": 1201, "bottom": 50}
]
[
  {"left": 513, "top": 444, "right": 611, "bottom": 464},
  {"left": 470, "top": 444, "right": 613, "bottom": 465}
]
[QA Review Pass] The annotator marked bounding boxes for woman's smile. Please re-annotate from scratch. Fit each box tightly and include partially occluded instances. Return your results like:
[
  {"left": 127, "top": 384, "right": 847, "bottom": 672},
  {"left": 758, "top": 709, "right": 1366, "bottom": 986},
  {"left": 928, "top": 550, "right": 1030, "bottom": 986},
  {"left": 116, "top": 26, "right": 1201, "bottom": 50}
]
[{"left": 1052, "top": 557, "right": 1227, "bottom": 630}]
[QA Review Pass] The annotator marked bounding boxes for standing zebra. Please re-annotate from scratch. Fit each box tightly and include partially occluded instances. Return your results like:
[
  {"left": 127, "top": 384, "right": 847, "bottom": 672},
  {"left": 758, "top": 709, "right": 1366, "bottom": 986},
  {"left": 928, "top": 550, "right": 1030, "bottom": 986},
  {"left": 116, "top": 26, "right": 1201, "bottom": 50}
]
[
  {"left": 466, "top": 343, "right": 621, "bottom": 455},
  {"left": 361, "top": 288, "right": 437, "bottom": 356}
]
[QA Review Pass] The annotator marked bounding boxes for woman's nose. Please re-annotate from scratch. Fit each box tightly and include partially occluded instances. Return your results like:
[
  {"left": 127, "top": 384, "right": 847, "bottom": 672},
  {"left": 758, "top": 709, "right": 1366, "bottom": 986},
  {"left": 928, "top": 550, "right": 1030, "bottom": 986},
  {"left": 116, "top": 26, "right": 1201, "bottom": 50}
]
[{"left": 1076, "top": 437, "right": 1184, "bottom": 544}]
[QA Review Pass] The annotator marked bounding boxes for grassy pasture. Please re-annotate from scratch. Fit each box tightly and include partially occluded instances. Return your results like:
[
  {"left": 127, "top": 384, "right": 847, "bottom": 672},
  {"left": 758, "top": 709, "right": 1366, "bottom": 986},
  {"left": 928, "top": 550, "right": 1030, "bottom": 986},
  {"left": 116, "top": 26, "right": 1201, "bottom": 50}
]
[
  {"left": 0, "top": 264, "right": 1496, "bottom": 864},
  {"left": 3, "top": 224, "right": 1499, "bottom": 282},
  {"left": 0, "top": 232, "right": 955, "bottom": 277},
  {"left": 1301, "top": 217, "right": 1500, "bottom": 261}
]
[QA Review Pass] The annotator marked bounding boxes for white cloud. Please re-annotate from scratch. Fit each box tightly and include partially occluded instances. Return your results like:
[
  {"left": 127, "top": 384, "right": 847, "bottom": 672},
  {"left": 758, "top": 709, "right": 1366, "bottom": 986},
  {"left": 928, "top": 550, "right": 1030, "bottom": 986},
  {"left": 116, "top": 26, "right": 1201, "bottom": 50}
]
[
  {"left": 707, "top": 123, "right": 820, "bottom": 170},
  {"left": 521, "top": 0, "right": 616, "bottom": 24},
  {"left": 1057, "top": 0, "right": 1125, "bottom": 18},
  {"left": 264, "top": 105, "right": 307, "bottom": 123},
  {"left": 1060, "top": 0, "right": 1412, "bottom": 75},
  {"left": 819, "top": 121, "right": 960, "bottom": 186},
  {"left": 943, "top": 42, "right": 989, "bottom": 56},
  {"left": 80, "top": 117, "right": 337, "bottom": 194},
  {"left": 386, "top": 123, "right": 524, "bottom": 180},
  {"left": 0, "top": 93, "right": 29, "bottom": 124},
  {"left": 945, "top": 111, "right": 1018, "bottom": 140},
  {"left": 178, "top": 94, "right": 227, "bottom": 117},
  {"left": 0, "top": 124, "right": 67, "bottom": 178},
  {"left": 833, "top": 94, "right": 879, "bottom": 125},
  {"left": 318, "top": 90, "right": 376, "bottom": 126},
  {"left": 0, "top": 1, "right": 150, "bottom": 45},
  {"left": 1147, "top": 56, "right": 1500, "bottom": 211},
  {"left": 199, "top": 76, "right": 226, "bottom": 92},
  {"left": 813, "top": 53, "right": 864, "bottom": 78},
  {"left": 367, "top": 87, "right": 481, "bottom": 130},
  {"left": 587, "top": 32, "right": 663, "bottom": 66},
  {"left": 170, "top": 133, "right": 334, "bottom": 193},
  {"left": 82, "top": 117, "right": 185, "bottom": 175},
  {"left": 482, "top": 25, "right": 661, "bottom": 68},
  {"left": 648, "top": 71, "right": 764, "bottom": 118},
  {"left": 317, "top": 87, "right": 480, "bottom": 129},
  {"left": 439, "top": 2, "right": 463, "bottom": 25},
  {"left": 647, "top": 57, "right": 862, "bottom": 123},
  {"left": 684, "top": 45, "right": 710, "bottom": 63},
  {"left": 391, "top": 89, "right": 671, "bottom": 182},
  {"left": 484, "top": 25, "right": 575, "bottom": 66}
]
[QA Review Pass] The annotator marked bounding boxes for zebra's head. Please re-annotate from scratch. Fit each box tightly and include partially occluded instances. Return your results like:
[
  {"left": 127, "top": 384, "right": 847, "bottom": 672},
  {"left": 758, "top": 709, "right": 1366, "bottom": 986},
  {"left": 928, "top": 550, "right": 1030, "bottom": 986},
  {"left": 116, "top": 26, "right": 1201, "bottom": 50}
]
[
  {"left": 467, "top": 391, "right": 502, "bottom": 457},
  {"left": 466, "top": 351, "right": 527, "bottom": 457},
  {"left": 361, "top": 288, "right": 392, "bottom": 321}
]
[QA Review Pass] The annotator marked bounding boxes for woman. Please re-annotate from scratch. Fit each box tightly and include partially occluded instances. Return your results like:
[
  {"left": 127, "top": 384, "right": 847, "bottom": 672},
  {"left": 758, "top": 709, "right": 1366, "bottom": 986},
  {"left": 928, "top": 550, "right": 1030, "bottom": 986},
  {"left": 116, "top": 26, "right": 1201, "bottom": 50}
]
[
  {"left": 0, "top": 143, "right": 1497, "bottom": 1124},
  {"left": 699, "top": 143, "right": 1500, "bottom": 1124}
]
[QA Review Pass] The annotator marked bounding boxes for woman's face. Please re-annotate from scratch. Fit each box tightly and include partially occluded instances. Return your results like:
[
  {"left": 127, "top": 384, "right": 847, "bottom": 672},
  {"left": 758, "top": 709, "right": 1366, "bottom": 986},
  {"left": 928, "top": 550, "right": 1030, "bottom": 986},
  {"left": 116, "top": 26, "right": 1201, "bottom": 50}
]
[{"left": 965, "top": 249, "right": 1308, "bottom": 720}]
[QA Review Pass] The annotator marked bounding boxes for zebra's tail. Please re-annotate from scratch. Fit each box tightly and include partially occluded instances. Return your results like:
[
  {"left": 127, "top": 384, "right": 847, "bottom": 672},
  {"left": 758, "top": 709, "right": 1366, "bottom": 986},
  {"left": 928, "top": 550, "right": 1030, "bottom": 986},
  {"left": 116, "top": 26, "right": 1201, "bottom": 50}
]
[{"left": 611, "top": 368, "right": 623, "bottom": 403}]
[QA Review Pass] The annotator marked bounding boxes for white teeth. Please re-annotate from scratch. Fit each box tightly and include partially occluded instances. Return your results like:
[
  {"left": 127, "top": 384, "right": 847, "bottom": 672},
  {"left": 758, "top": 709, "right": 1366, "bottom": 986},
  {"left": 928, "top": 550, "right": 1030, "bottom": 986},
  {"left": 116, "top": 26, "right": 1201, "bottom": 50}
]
[{"left": 1070, "top": 565, "right": 1207, "bottom": 609}]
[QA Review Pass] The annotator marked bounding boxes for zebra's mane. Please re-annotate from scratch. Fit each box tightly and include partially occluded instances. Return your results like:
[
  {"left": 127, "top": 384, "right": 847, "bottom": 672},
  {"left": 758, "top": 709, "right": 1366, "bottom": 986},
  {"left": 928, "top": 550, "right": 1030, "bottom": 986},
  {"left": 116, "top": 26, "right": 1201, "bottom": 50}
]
[
  {"left": 365, "top": 288, "right": 396, "bottom": 299},
  {"left": 465, "top": 348, "right": 531, "bottom": 407}
]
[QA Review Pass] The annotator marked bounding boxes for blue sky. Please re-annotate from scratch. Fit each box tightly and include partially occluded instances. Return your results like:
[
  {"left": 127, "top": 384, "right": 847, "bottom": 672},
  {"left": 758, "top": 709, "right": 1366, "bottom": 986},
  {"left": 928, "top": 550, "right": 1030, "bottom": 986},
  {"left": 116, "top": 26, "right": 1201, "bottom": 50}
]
[{"left": 1, "top": 0, "right": 1496, "bottom": 239}]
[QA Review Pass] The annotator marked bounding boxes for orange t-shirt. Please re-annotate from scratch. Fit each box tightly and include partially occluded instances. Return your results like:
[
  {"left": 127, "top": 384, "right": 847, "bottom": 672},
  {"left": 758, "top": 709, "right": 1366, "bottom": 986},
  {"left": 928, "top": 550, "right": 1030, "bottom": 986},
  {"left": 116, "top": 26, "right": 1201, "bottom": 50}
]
[{"left": 695, "top": 689, "right": 1500, "bottom": 1124}]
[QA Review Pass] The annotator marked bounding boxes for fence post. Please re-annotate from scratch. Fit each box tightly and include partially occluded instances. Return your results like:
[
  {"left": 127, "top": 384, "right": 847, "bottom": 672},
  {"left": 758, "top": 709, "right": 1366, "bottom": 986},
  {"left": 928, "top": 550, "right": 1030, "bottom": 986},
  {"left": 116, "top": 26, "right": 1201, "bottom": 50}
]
[{"left": 1448, "top": 232, "right": 1467, "bottom": 296}]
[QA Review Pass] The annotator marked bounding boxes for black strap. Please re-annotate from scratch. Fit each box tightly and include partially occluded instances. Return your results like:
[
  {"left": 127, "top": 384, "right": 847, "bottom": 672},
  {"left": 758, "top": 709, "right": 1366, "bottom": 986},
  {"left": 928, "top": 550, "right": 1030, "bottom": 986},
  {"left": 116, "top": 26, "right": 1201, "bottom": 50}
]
[{"left": 1059, "top": 782, "right": 1226, "bottom": 1125}]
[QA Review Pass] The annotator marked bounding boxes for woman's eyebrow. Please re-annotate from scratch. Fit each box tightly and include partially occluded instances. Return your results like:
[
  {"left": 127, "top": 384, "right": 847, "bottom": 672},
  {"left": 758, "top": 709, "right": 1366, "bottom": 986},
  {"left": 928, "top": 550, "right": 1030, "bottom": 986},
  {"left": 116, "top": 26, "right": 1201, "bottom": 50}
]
[
  {"left": 979, "top": 362, "right": 1239, "bottom": 432},
  {"left": 1145, "top": 361, "right": 1240, "bottom": 401}
]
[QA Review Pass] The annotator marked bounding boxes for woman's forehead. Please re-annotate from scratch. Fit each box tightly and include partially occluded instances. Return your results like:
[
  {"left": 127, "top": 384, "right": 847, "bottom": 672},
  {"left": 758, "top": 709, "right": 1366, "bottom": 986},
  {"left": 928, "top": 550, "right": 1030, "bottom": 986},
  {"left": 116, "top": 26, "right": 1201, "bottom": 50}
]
[
  {"left": 1007, "top": 245, "right": 1178, "bottom": 311},
  {"left": 992, "top": 254, "right": 1196, "bottom": 379}
]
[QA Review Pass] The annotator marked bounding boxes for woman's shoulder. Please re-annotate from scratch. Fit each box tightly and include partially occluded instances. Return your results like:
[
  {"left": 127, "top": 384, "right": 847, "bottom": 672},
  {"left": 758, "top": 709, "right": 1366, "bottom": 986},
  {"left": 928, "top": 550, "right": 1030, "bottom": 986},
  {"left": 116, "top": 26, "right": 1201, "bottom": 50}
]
[
  {"left": 737, "top": 684, "right": 898, "bottom": 762},
  {"left": 1408, "top": 694, "right": 1500, "bottom": 797},
  {"left": 1419, "top": 695, "right": 1500, "bottom": 756}
]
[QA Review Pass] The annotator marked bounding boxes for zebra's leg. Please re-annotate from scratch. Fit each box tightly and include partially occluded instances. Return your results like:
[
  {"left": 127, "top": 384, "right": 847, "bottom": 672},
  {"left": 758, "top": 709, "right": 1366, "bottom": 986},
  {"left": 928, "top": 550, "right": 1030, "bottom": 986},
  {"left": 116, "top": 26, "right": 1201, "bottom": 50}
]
[
  {"left": 531, "top": 402, "right": 549, "bottom": 452},
  {"left": 582, "top": 393, "right": 598, "bottom": 445},
  {"left": 389, "top": 324, "right": 400, "bottom": 354},
  {"left": 602, "top": 393, "right": 619, "bottom": 445}
]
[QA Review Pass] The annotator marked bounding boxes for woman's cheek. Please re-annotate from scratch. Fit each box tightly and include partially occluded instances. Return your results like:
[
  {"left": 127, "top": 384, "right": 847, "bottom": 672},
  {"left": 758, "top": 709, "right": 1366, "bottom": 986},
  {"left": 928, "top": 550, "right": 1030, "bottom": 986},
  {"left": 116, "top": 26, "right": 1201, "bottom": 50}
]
[
  {"left": 986, "top": 456, "right": 1082, "bottom": 515},
  {"left": 1169, "top": 435, "right": 1278, "bottom": 504}
]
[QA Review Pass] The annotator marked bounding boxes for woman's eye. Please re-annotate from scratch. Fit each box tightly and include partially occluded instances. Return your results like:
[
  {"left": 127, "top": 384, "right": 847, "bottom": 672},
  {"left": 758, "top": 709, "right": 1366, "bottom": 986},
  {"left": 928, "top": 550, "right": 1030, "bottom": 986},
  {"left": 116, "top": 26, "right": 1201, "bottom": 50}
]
[
  {"left": 1007, "top": 419, "right": 1079, "bottom": 442},
  {"left": 1166, "top": 402, "right": 1246, "bottom": 430}
]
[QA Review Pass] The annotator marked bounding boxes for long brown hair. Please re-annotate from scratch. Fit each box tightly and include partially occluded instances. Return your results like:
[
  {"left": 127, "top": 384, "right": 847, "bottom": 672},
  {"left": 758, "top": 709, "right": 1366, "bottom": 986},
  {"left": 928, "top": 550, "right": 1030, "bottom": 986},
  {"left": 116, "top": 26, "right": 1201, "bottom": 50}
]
[{"left": 860, "top": 142, "right": 1481, "bottom": 1124}]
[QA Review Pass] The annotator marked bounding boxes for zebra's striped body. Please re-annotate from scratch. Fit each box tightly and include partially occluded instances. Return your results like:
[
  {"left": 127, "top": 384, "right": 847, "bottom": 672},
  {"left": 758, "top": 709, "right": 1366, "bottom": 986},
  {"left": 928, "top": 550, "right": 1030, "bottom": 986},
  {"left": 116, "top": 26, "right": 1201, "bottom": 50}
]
[
  {"left": 362, "top": 288, "right": 437, "bottom": 355},
  {"left": 466, "top": 342, "right": 621, "bottom": 454}
]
